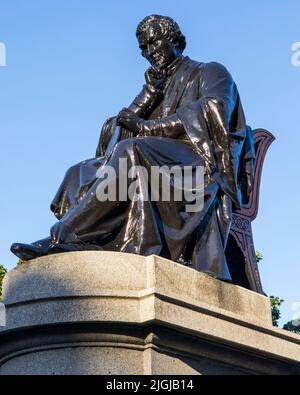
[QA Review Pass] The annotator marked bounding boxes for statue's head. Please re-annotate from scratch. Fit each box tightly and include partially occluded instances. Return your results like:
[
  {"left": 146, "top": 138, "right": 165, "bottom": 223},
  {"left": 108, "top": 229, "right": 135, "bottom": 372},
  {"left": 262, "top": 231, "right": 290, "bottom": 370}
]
[{"left": 136, "top": 15, "right": 186, "bottom": 71}]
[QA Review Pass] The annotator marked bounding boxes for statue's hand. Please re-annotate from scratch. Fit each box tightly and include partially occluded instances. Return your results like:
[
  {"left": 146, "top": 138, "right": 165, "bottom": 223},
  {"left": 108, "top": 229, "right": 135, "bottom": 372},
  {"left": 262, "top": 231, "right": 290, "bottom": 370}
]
[
  {"left": 117, "top": 108, "right": 165, "bottom": 138},
  {"left": 117, "top": 108, "right": 144, "bottom": 136},
  {"left": 145, "top": 67, "right": 166, "bottom": 92}
]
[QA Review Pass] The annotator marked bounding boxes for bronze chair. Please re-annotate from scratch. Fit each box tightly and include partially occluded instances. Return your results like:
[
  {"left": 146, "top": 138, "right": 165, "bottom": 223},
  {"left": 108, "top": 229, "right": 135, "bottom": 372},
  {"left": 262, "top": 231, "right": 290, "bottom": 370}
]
[{"left": 226, "top": 129, "right": 275, "bottom": 294}]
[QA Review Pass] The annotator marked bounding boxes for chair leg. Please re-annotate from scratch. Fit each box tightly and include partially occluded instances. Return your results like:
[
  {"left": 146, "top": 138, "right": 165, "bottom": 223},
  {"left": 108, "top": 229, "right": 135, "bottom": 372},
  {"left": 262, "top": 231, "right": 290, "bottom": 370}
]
[{"left": 230, "top": 214, "right": 265, "bottom": 295}]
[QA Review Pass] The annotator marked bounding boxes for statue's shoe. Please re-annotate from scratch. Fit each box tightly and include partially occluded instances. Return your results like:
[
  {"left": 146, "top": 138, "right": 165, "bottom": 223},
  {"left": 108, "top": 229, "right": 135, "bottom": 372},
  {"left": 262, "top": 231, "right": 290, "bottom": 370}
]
[
  {"left": 11, "top": 239, "right": 104, "bottom": 261},
  {"left": 11, "top": 237, "right": 53, "bottom": 261},
  {"left": 10, "top": 243, "right": 46, "bottom": 261}
]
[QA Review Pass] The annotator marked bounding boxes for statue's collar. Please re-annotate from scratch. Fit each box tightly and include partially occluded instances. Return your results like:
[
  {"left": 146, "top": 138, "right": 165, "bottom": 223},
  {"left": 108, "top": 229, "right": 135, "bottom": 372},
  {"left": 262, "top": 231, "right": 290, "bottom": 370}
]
[{"left": 165, "top": 55, "right": 185, "bottom": 77}]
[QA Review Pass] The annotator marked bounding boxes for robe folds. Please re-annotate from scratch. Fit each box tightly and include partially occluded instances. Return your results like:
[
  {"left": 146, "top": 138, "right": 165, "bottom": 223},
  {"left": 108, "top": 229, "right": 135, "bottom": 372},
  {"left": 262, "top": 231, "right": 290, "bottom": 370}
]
[{"left": 50, "top": 56, "right": 255, "bottom": 282}]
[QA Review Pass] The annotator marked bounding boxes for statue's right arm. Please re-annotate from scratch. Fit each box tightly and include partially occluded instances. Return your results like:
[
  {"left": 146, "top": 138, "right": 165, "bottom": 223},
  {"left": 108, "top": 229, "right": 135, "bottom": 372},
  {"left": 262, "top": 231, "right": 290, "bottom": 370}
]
[
  {"left": 127, "top": 84, "right": 162, "bottom": 118},
  {"left": 96, "top": 70, "right": 163, "bottom": 156},
  {"left": 127, "top": 67, "right": 164, "bottom": 117}
]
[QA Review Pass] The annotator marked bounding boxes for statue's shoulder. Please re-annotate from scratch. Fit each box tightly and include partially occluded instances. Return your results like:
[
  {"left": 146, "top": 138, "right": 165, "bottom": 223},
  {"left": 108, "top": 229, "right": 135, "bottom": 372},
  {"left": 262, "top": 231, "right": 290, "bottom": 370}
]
[
  {"left": 199, "top": 61, "right": 233, "bottom": 79},
  {"left": 181, "top": 58, "right": 233, "bottom": 84},
  {"left": 183, "top": 56, "right": 202, "bottom": 69},
  {"left": 184, "top": 57, "right": 231, "bottom": 76}
]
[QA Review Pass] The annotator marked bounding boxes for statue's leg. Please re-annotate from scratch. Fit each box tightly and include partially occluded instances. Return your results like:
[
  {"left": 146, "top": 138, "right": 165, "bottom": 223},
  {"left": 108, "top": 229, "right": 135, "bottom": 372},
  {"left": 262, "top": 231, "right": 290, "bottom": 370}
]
[
  {"left": 51, "top": 157, "right": 105, "bottom": 220},
  {"left": 192, "top": 191, "right": 232, "bottom": 282},
  {"left": 49, "top": 137, "right": 192, "bottom": 251},
  {"left": 11, "top": 157, "right": 105, "bottom": 260}
]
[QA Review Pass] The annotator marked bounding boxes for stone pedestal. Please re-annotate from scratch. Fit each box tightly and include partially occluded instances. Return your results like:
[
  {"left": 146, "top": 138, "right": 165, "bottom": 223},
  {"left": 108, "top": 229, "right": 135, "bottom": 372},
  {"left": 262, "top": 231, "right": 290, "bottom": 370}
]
[{"left": 0, "top": 252, "right": 299, "bottom": 375}]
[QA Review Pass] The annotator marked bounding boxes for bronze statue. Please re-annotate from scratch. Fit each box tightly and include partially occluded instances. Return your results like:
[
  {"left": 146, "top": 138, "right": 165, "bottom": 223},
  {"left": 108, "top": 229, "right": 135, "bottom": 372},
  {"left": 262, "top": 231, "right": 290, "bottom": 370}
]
[{"left": 11, "top": 15, "right": 258, "bottom": 287}]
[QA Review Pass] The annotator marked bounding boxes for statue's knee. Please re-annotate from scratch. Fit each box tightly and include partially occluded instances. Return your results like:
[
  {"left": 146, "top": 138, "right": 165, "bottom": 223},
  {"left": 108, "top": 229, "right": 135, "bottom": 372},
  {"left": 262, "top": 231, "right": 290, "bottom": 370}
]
[
  {"left": 63, "top": 163, "right": 80, "bottom": 180},
  {"left": 114, "top": 138, "right": 137, "bottom": 154}
]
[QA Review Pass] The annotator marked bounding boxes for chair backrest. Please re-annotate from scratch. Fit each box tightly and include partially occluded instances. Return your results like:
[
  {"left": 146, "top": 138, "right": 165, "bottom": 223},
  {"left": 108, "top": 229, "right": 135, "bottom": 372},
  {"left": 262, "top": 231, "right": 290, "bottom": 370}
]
[{"left": 236, "top": 128, "right": 275, "bottom": 221}]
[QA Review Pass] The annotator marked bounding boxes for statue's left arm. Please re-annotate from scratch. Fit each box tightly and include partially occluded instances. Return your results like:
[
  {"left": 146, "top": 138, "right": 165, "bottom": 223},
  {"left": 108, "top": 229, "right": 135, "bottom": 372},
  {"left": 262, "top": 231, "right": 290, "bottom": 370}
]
[{"left": 175, "top": 62, "right": 254, "bottom": 209}]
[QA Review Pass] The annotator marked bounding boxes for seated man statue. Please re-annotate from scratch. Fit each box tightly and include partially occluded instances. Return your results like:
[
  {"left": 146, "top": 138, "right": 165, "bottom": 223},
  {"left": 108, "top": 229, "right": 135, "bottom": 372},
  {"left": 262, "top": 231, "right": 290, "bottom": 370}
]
[{"left": 11, "top": 15, "right": 255, "bottom": 284}]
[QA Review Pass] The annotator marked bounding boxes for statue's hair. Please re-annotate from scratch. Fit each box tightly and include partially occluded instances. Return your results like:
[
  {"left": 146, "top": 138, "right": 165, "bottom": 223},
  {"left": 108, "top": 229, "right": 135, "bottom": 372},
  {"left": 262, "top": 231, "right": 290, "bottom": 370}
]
[{"left": 136, "top": 15, "right": 186, "bottom": 53}]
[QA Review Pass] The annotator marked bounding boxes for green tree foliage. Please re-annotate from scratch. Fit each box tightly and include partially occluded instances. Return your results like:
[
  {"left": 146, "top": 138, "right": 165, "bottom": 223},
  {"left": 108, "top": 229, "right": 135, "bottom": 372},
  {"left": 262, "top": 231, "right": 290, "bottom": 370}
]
[
  {"left": 283, "top": 320, "right": 300, "bottom": 334},
  {"left": 270, "top": 296, "right": 284, "bottom": 327},
  {"left": 255, "top": 251, "right": 263, "bottom": 263},
  {"left": 0, "top": 264, "right": 7, "bottom": 300}
]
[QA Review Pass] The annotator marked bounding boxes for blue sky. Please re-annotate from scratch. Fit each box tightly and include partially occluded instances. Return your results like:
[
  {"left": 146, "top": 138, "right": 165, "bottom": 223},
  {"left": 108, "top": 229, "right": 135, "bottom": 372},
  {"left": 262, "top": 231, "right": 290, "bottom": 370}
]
[{"left": 0, "top": 0, "right": 299, "bottom": 325}]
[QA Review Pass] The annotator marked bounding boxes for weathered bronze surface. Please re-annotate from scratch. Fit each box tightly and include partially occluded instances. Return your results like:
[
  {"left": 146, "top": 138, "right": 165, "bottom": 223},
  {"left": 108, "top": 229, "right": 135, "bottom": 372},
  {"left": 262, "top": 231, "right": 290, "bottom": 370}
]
[{"left": 11, "top": 15, "right": 267, "bottom": 291}]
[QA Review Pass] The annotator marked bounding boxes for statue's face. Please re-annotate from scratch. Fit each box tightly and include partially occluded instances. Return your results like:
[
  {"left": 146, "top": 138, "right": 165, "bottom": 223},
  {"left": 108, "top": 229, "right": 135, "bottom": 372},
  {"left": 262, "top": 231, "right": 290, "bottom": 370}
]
[{"left": 138, "top": 23, "right": 181, "bottom": 71}]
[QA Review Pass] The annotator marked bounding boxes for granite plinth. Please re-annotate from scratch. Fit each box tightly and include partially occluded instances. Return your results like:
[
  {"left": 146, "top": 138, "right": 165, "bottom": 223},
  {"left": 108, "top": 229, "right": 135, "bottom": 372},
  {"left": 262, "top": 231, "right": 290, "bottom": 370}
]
[{"left": 0, "top": 252, "right": 299, "bottom": 375}]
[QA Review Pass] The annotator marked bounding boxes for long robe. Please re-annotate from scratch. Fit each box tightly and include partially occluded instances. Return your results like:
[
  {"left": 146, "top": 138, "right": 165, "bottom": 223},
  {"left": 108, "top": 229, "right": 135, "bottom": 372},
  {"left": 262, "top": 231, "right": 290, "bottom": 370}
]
[{"left": 50, "top": 56, "right": 255, "bottom": 282}]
